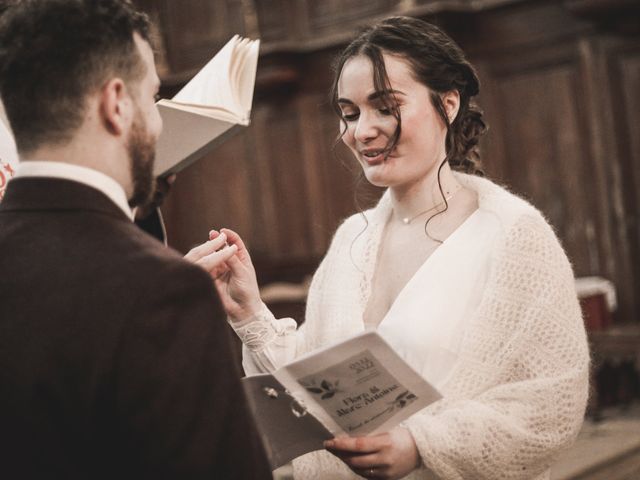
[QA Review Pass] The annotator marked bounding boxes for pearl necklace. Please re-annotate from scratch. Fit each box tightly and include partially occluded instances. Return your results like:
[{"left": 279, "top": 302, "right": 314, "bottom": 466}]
[{"left": 400, "top": 186, "right": 461, "bottom": 225}]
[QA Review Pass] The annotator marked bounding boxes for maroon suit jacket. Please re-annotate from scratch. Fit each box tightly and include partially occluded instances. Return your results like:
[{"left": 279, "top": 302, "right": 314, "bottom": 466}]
[{"left": 0, "top": 177, "right": 271, "bottom": 479}]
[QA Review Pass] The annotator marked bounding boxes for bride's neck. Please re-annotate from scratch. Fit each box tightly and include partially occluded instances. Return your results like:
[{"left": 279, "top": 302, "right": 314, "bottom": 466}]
[{"left": 389, "top": 163, "right": 460, "bottom": 222}]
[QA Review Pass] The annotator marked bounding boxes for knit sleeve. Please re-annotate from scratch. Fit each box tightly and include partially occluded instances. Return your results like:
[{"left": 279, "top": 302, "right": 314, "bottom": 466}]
[{"left": 405, "top": 213, "right": 590, "bottom": 479}]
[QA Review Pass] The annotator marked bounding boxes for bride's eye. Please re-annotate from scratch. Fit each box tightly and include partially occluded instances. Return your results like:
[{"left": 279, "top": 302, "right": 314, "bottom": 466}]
[
  {"left": 374, "top": 98, "right": 397, "bottom": 116},
  {"left": 341, "top": 111, "right": 359, "bottom": 122}
]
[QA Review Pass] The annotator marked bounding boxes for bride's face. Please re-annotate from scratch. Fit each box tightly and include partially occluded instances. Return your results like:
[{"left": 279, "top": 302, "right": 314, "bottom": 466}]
[{"left": 337, "top": 53, "right": 457, "bottom": 190}]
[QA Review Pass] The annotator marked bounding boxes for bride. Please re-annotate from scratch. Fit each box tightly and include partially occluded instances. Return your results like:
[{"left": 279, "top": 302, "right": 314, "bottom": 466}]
[{"left": 199, "top": 16, "right": 589, "bottom": 480}]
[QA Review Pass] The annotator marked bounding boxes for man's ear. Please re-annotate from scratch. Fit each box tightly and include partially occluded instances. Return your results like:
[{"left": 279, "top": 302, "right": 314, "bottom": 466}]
[
  {"left": 100, "top": 78, "right": 132, "bottom": 136},
  {"left": 442, "top": 90, "right": 460, "bottom": 124}
]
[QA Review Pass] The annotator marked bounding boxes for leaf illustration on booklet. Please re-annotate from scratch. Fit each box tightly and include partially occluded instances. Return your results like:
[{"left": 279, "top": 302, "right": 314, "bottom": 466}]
[
  {"left": 241, "top": 331, "right": 442, "bottom": 470},
  {"left": 388, "top": 391, "right": 417, "bottom": 412},
  {"left": 301, "top": 379, "right": 341, "bottom": 399},
  {"left": 154, "top": 35, "right": 260, "bottom": 176}
]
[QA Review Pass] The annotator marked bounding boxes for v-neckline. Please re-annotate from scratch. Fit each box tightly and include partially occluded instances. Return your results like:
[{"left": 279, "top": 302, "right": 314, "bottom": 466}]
[{"left": 363, "top": 207, "right": 481, "bottom": 330}]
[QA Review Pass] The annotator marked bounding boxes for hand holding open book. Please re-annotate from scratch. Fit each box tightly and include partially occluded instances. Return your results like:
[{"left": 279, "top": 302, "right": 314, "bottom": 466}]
[
  {"left": 154, "top": 35, "right": 260, "bottom": 176},
  {"left": 242, "top": 331, "right": 441, "bottom": 469}
]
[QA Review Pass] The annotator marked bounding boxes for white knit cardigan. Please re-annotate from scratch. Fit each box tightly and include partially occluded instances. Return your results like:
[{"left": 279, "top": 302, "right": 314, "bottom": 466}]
[{"left": 235, "top": 173, "right": 590, "bottom": 479}]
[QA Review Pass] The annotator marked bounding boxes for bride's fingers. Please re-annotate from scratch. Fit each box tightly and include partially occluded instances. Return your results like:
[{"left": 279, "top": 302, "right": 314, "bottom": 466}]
[
  {"left": 213, "top": 270, "right": 231, "bottom": 288},
  {"left": 210, "top": 263, "right": 230, "bottom": 279},
  {"left": 213, "top": 273, "right": 238, "bottom": 313},
  {"left": 223, "top": 251, "right": 258, "bottom": 285},
  {"left": 219, "top": 228, "right": 252, "bottom": 263}
]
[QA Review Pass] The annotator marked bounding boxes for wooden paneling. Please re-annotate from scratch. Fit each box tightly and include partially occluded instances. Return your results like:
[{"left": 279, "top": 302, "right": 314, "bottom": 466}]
[
  {"left": 295, "top": 94, "right": 341, "bottom": 256},
  {"left": 135, "top": 0, "right": 247, "bottom": 80},
  {"left": 161, "top": 129, "right": 255, "bottom": 251},
  {"left": 479, "top": 41, "right": 599, "bottom": 275},
  {"left": 254, "top": 0, "right": 290, "bottom": 42},
  {"left": 250, "top": 100, "right": 313, "bottom": 259},
  {"left": 604, "top": 41, "right": 640, "bottom": 322},
  {"left": 307, "top": 0, "right": 397, "bottom": 31}
]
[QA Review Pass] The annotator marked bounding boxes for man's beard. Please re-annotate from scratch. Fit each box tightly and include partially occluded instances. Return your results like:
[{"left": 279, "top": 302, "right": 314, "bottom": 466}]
[{"left": 127, "top": 108, "right": 156, "bottom": 209}]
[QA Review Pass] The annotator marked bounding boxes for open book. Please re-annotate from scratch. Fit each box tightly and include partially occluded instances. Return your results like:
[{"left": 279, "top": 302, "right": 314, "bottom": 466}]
[
  {"left": 154, "top": 35, "right": 260, "bottom": 176},
  {"left": 242, "top": 331, "right": 442, "bottom": 469}
]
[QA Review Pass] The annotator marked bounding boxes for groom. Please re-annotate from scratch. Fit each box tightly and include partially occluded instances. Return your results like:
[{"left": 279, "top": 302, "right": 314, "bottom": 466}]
[{"left": 0, "top": 1, "right": 270, "bottom": 478}]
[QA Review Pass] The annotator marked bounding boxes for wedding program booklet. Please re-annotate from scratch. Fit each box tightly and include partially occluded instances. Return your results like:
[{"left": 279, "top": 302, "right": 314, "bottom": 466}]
[
  {"left": 242, "top": 331, "right": 441, "bottom": 469},
  {"left": 154, "top": 35, "right": 260, "bottom": 176}
]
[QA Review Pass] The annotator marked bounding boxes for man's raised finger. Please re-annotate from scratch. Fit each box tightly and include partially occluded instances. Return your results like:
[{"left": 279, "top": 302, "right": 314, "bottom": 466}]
[
  {"left": 196, "top": 244, "right": 237, "bottom": 272},
  {"left": 185, "top": 233, "right": 227, "bottom": 262}
]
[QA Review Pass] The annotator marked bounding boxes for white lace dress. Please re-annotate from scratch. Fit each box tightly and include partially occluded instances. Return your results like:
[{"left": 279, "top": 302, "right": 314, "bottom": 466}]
[{"left": 232, "top": 173, "right": 590, "bottom": 480}]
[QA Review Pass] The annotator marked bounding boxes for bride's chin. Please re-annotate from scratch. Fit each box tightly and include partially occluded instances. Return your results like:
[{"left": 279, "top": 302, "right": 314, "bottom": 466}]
[{"left": 363, "top": 173, "right": 390, "bottom": 188}]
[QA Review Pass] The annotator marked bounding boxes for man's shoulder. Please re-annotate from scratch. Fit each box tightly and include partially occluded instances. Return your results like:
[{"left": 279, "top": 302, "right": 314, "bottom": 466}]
[
  {"left": 97, "top": 223, "right": 221, "bottom": 331},
  {"left": 49, "top": 216, "right": 214, "bottom": 301},
  {"left": 115, "top": 223, "right": 212, "bottom": 287}
]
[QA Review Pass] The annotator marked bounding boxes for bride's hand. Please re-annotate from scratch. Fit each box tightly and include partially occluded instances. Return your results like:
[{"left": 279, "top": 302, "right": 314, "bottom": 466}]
[
  {"left": 184, "top": 231, "right": 237, "bottom": 279},
  {"left": 324, "top": 427, "right": 420, "bottom": 480},
  {"left": 210, "top": 228, "right": 263, "bottom": 322}
]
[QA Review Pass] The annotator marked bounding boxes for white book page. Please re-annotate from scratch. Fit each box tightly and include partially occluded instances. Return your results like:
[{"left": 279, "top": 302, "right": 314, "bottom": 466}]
[
  {"left": 238, "top": 39, "right": 260, "bottom": 117},
  {"left": 172, "top": 35, "right": 239, "bottom": 114},
  {"left": 170, "top": 35, "right": 259, "bottom": 122},
  {"left": 156, "top": 99, "right": 245, "bottom": 125},
  {"left": 273, "top": 331, "right": 441, "bottom": 437}
]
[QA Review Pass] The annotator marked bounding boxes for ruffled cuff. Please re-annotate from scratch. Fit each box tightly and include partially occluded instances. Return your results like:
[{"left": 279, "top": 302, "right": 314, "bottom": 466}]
[{"left": 229, "top": 303, "right": 294, "bottom": 353}]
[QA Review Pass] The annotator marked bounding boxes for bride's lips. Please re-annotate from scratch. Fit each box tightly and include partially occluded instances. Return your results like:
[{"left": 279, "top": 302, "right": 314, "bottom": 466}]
[{"left": 360, "top": 148, "right": 389, "bottom": 165}]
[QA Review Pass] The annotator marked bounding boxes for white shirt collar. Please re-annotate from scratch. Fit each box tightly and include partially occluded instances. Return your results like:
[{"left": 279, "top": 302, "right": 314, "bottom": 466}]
[{"left": 14, "top": 161, "right": 134, "bottom": 220}]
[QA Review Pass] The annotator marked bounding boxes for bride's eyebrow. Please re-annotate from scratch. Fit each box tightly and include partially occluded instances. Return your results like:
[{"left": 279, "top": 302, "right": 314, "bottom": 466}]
[
  {"left": 337, "top": 89, "right": 406, "bottom": 105},
  {"left": 368, "top": 89, "right": 406, "bottom": 101}
]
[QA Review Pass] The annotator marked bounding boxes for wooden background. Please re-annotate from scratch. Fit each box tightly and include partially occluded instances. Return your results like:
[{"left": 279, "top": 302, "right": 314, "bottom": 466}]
[{"left": 134, "top": 0, "right": 640, "bottom": 325}]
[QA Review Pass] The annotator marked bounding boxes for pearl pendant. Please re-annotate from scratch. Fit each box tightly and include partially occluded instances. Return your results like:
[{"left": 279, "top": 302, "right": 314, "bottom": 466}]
[{"left": 402, "top": 218, "right": 410, "bottom": 224}]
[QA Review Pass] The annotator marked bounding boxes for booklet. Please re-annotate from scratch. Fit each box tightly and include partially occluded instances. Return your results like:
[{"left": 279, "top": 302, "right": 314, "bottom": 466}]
[
  {"left": 242, "top": 331, "right": 442, "bottom": 469},
  {"left": 154, "top": 35, "right": 260, "bottom": 176}
]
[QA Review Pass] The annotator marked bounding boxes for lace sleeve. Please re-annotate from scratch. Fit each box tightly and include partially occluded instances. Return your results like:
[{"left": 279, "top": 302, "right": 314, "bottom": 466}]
[{"left": 229, "top": 303, "right": 298, "bottom": 374}]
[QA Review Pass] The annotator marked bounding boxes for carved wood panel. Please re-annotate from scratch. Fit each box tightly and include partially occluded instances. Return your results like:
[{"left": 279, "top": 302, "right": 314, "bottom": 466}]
[
  {"left": 135, "top": 0, "right": 247, "bottom": 75},
  {"left": 602, "top": 40, "right": 640, "bottom": 323},
  {"left": 251, "top": 100, "right": 316, "bottom": 259},
  {"left": 161, "top": 128, "right": 256, "bottom": 251},
  {"left": 254, "top": 0, "right": 290, "bottom": 42},
  {"left": 473, "top": 21, "right": 640, "bottom": 322},
  {"left": 487, "top": 58, "right": 597, "bottom": 274},
  {"left": 307, "top": 0, "right": 397, "bottom": 31}
]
